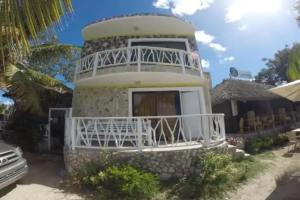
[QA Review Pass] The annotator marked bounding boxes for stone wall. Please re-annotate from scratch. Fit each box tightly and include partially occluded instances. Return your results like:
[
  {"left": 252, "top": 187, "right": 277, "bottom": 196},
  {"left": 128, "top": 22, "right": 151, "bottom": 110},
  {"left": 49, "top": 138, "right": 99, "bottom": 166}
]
[
  {"left": 64, "top": 143, "right": 227, "bottom": 179},
  {"left": 82, "top": 35, "right": 198, "bottom": 57},
  {"left": 72, "top": 87, "right": 128, "bottom": 117}
]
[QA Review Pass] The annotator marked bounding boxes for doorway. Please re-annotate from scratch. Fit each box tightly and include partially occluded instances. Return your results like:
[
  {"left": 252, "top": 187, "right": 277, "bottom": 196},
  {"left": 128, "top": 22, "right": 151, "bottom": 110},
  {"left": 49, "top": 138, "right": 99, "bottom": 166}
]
[
  {"left": 132, "top": 91, "right": 181, "bottom": 142},
  {"left": 48, "top": 108, "right": 71, "bottom": 153}
]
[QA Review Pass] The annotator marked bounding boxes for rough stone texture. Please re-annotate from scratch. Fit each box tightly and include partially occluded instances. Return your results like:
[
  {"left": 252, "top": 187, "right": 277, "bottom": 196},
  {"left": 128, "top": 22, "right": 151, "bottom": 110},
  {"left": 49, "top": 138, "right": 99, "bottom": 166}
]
[
  {"left": 64, "top": 143, "right": 228, "bottom": 179},
  {"left": 72, "top": 87, "right": 128, "bottom": 117},
  {"left": 81, "top": 35, "right": 198, "bottom": 57}
]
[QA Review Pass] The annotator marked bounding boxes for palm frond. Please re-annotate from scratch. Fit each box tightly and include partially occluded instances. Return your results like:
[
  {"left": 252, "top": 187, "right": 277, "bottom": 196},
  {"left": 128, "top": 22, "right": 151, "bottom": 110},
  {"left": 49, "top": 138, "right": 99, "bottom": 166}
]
[
  {"left": 5, "top": 63, "right": 72, "bottom": 116},
  {"left": 0, "top": 0, "right": 73, "bottom": 68},
  {"left": 288, "top": 45, "right": 300, "bottom": 81}
]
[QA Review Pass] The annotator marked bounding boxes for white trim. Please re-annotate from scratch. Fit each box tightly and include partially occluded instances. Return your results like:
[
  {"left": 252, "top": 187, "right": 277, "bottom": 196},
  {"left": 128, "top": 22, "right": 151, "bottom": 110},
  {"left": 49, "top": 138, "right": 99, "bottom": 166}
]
[
  {"left": 127, "top": 38, "right": 191, "bottom": 53},
  {"left": 128, "top": 87, "right": 206, "bottom": 117}
]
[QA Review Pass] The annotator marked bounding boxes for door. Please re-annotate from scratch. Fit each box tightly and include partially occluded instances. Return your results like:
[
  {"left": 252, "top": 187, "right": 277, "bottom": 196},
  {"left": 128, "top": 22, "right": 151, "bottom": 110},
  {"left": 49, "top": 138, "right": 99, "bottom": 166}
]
[
  {"left": 180, "top": 91, "right": 202, "bottom": 140},
  {"left": 132, "top": 91, "right": 181, "bottom": 142},
  {"left": 48, "top": 108, "right": 71, "bottom": 152}
]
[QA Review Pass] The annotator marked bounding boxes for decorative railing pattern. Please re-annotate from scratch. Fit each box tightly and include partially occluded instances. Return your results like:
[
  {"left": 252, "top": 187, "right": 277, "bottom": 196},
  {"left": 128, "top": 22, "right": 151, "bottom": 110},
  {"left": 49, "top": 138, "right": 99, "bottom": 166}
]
[
  {"left": 75, "top": 46, "right": 203, "bottom": 80},
  {"left": 67, "top": 114, "right": 225, "bottom": 150}
]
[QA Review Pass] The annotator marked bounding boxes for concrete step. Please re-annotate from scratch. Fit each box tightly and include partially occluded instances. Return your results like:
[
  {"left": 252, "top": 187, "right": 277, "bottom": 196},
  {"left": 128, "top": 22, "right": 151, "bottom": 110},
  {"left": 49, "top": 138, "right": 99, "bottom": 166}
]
[
  {"left": 227, "top": 144, "right": 237, "bottom": 154},
  {"left": 227, "top": 144, "right": 251, "bottom": 160}
]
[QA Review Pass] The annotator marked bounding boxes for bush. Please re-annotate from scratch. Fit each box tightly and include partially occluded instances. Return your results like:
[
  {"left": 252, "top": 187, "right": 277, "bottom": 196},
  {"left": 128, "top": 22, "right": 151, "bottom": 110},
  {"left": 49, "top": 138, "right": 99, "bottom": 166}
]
[
  {"left": 273, "top": 135, "right": 289, "bottom": 146},
  {"left": 83, "top": 165, "right": 159, "bottom": 200},
  {"left": 245, "top": 134, "right": 289, "bottom": 154},
  {"left": 173, "top": 151, "right": 238, "bottom": 200},
  {"left": 245, "top": 138, "right": 263, "bottom": 154}
]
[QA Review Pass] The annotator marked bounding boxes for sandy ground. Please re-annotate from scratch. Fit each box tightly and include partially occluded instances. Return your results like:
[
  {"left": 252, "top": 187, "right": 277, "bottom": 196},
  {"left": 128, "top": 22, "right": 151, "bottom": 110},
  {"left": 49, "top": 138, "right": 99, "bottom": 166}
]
[
  {"left": 0, "top": 153, "right": 84, "bottom": 200},
  {"left": 228, "top": 146, "right": 300, "bottom": 200}
]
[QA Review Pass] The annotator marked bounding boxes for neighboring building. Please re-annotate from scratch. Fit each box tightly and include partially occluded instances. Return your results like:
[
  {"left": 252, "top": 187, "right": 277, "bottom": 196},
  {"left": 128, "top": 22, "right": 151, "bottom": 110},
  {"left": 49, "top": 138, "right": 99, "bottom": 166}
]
[
  {"left": 212, "top": 79, "right": 294, "bottom": 133},
  {"left": 64, "top": 14, "right": 226, "bottom": 178}
]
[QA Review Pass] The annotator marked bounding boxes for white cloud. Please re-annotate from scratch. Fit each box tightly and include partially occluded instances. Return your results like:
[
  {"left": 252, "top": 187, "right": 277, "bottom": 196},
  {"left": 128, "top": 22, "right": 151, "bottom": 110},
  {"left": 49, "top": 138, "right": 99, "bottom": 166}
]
[
  {"left": 153, "top": 0, "right": 214, "bottom": 16},
  {"left": 224, "top": 56, "right": 235, "bottom": 62},
  {"left": 201, "top": 59, "right": 210, "bottom": 68},
  {"left": 238, "top": 24, "right": 248, "bottom": 31},
  {"left": 209, "top": 43, "right": 227, "bottom": 52},
  {"left": 195, "top": 30, "right": 226, "bottom": 52},
  {"left": 225, "top": 0, "right": 281, "bottom": 23},
  {"left": 195, "top": 31, "right": 214, "bottom": 44}
]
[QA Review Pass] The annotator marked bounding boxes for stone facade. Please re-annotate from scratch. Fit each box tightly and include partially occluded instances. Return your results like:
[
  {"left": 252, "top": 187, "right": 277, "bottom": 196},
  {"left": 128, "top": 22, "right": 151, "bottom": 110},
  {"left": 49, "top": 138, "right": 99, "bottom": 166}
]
[
  {"left": 72, "top": 87, "right": 128, "bottom": 117},
  {"left": 64, "top": 143, "right": 227, "bottom": 179},
  {"left": 82, "top": 35, "right": 198, "bottom": 57}
]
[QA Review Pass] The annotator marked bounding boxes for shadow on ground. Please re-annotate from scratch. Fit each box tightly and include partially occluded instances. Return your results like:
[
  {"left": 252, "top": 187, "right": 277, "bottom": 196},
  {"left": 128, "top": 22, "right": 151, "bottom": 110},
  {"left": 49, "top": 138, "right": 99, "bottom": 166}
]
[
  {"left": 0, "top": 153, "right": 91, "bottom": 200},
  {"left": 266, "top": 168, "right": 300, "bottom": 200}
]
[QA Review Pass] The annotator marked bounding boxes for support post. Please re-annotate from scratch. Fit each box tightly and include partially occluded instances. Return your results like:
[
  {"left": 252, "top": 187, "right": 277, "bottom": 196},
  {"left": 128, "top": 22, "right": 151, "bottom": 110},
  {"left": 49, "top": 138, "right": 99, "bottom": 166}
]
[
  {"left": 93, "top": 52, "right": 99, "bottom": 77},
  {"left": 137, "top": 47, "right": 141, "bottom": 72},
  {"left": 71, "top": 118, "right": 76, "bottom": 150},
  {"left": 179, "top": 51, "right": 186, "bottom": 73},
  {"left": 137, "top": 118, "right": 143, "bottom": 151}
]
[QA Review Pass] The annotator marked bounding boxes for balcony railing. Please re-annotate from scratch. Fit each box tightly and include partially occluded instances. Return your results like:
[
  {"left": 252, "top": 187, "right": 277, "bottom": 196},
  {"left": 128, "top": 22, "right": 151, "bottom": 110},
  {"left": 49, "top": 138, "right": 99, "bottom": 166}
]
[
  {"left": 65, "top": 114, "right": 225, "bottom": 150},
  {"left": 75, "top": 46, "right": 203, "bottom": 81}
]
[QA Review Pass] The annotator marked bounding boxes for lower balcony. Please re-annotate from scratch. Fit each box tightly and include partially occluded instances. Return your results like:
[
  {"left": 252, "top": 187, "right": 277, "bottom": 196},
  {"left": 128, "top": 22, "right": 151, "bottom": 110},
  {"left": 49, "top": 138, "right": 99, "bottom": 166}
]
[{"left": 65, "top": 114, "right": 225, "bottom": 151}]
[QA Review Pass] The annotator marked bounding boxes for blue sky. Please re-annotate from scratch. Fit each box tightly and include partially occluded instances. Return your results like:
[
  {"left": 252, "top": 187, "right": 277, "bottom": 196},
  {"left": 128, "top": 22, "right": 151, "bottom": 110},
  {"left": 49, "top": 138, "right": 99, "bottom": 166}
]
[
  {"left": 57, "top": 0, "right": 300, "bottom": 86},
  {"left": 2, "top": 0, "right": 300, "bottom": 104}
]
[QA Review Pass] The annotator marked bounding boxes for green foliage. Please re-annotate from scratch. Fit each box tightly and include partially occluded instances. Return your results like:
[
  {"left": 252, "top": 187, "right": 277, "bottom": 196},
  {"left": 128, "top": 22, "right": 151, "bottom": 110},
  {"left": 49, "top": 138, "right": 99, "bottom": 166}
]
[
  {"left": 4, "top": 63, "right": 72, "bottom": 116},
  {"left": 171, "top": 152, "right": 237, "bottom": 200},
  {"left": 287, "top": 44, "right": 300, "bottom": 81},
  {"left": 273, "top": 135, "right": 289, "bottom": 147},
  {"left": 245, "top": 135, "right": 289, "bottom": 154},
  {"left": 0, "top": 0, "right": 73, "bottom": 67},
  {"left": 255, "top": 43, "right": 300, "bottom": 84},
  {"left": 255, "top": 45, "right": 290, "bottom": 85},
  {"left": 28, "top": 43, "right": 81, "bottom": 82},
  {"left": 71, "top": 165, "right": 160, "bottom": 200}
]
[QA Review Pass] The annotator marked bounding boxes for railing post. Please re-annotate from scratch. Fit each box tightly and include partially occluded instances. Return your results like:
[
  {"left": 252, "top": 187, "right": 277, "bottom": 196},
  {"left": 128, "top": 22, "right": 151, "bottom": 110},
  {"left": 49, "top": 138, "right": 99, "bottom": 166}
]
[
  {"left": 179, "top": 51, "right": 186, "bottom": 73},
  {"left": 198, "top": 57, "right": 204, "bottom": 77},
  {"left": 93, "top": 52, "right": 99, "bottom": 77},
  {"left": 220, "top": 115, "right": 226, "bottom": 141},
  {"left": 71, "top": 118, "right": 76, "bottom": 150},
  {"left": 137, "top": 118, "right": 143, "bottom": 151},
  {"left": 137, "top": 47, "right": 141, "bottom": 72},
  {"left": 203, "top": 116, "right": 211, "bottom": 147}
]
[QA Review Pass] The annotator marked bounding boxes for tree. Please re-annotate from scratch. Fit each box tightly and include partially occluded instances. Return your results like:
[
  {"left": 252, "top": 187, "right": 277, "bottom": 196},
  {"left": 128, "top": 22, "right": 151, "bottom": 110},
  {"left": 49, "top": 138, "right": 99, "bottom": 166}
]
[
  {"left": 287, "top": 44, "right": 300, "bottom": 81},
  {"left": 255, "top": 45, "right": 291, "bottom": 85},
  {"left": 3, "top": 62, "right": 72, "bottom": 116},
  {"left": 28, "top": 42, "right": 81, "bottom": 82},
  {"left": 0, "top": 0, "right": 73, "bottom": 68}
]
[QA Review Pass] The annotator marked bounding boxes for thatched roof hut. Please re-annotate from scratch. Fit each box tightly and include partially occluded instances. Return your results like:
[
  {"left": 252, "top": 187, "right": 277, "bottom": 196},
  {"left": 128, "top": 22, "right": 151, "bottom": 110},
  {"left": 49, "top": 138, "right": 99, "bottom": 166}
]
[
  {"left": 212, "top": 79, "right": 281, "bottom": 105},
  {"left": 212, "top": 79, "right": 293, "bottom": 133}
]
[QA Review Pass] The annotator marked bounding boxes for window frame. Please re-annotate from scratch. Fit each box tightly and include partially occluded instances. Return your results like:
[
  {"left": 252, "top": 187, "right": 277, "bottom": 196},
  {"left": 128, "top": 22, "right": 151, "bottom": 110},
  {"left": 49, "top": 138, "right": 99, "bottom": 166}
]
[{"left": 127, "top": 38, "right": 191, "bottom": 52}]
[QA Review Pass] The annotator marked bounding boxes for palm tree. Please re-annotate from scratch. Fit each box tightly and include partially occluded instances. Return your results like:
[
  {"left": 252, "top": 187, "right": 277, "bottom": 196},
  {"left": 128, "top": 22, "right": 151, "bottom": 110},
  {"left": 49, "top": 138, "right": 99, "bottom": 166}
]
[
  {"left": 3, "top": 62, "right": 72, "bottom": 116},
  {"left": 0, "top": 0, "right": 73, "bottom": 68}
]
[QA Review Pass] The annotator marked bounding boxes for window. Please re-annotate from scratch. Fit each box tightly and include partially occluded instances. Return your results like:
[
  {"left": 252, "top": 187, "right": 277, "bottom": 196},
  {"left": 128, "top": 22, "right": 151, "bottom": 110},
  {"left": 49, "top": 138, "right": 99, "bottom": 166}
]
[{"left": 129, "top": 39, "right": 190, "bottom": 51}]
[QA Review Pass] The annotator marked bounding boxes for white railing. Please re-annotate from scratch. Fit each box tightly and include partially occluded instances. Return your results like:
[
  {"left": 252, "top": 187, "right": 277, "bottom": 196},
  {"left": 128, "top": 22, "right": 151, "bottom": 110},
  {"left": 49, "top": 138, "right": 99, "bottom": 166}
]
[
  {"left": 67, "top": 114, "right": 225, "bottom": 150},
  {"left": 75, "top": 46, "right": 203, "bottom": 80}
]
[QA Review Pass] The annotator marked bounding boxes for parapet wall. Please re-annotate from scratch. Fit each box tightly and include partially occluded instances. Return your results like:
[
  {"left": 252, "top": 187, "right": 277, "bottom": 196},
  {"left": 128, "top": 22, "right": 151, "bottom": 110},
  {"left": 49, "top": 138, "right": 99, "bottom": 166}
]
[{"left": 64, "top": 143, "right": 227, "bottom": 179}]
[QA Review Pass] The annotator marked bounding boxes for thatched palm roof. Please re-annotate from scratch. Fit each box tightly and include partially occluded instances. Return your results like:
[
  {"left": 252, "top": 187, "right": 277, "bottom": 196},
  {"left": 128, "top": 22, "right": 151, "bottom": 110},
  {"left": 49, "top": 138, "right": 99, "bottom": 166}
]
[{"left": 212, "top": 79, "right": 281, "bottom": 105}]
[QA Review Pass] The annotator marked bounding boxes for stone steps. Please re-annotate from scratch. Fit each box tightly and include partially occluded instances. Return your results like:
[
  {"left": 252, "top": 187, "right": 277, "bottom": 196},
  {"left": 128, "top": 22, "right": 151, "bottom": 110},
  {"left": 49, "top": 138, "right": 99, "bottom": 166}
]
[{"left": 227, "top": 144, "right": 250, "bottom": 160}]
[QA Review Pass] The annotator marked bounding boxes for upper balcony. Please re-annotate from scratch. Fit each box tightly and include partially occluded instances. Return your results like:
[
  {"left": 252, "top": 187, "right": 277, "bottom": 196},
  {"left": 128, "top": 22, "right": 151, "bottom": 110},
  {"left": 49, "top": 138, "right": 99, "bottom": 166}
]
[{"left": 74, "top": 46, "right": 204, "bottom": 86}]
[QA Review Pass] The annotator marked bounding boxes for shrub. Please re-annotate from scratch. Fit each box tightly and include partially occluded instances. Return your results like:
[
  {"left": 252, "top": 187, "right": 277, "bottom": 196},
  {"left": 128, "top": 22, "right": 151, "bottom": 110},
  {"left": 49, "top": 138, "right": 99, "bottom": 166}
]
[
  {"left": 245, "top": 134, "right": 289, "bottom": 154},
  {"left": 84, "top": 165, "right": 159, "bottom": 200},
  {"left": 245, "top": 138, "right": 263, "bottom": 154},
  {"left": 173, "top": 151, "right": 238, "bottom": 200},
  {"left": 273, "top": 135, "right": 289, "bottom": 146}
]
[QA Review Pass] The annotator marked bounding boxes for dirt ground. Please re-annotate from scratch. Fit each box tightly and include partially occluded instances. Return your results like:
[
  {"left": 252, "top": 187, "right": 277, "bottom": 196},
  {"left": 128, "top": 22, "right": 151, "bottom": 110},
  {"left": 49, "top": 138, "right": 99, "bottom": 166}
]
[
  {"left": 228, "top": 146, "right": 300, "bottom": 200},
  {"left": 0, "top": 153, "right": 84, "bottom": 200}
]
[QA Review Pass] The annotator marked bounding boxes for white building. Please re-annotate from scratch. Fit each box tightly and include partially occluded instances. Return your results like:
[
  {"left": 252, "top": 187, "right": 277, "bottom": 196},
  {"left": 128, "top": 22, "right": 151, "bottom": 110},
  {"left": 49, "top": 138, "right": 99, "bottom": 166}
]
[{"left": 64, "top": 14, "right": 226, "bottom": 178}]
